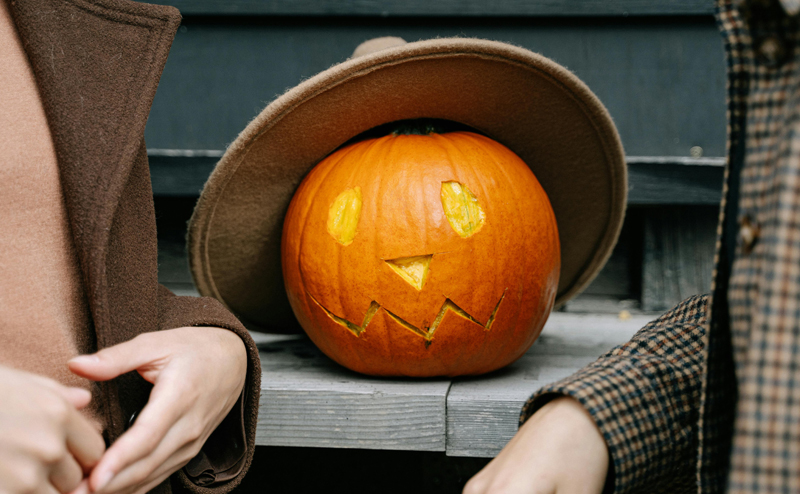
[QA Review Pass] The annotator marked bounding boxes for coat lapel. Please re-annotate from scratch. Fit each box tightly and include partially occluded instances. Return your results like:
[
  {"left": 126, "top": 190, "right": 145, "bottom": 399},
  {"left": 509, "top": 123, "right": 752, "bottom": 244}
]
[{"left": 8, "top": 0, "right": 180, "bottom": 338}]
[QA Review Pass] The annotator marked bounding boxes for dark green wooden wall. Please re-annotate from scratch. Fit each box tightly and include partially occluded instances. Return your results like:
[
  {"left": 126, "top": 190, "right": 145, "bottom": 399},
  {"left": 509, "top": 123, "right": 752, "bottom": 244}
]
[{"left": 146, "top": 12, "right": 726, "bottom": 158}]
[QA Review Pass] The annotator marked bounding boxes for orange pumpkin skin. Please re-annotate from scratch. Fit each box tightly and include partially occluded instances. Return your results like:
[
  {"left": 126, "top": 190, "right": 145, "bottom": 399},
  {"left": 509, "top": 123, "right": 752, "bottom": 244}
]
[{"left": 281, "top": 131, "right": 560, "bottom": 377}]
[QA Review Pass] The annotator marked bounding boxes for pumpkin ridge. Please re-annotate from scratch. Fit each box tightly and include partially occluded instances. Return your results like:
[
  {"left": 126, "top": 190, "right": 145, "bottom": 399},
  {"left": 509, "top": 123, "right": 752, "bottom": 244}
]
[{"left": 293, "top": 143, "right": 349, "bottom": 318}]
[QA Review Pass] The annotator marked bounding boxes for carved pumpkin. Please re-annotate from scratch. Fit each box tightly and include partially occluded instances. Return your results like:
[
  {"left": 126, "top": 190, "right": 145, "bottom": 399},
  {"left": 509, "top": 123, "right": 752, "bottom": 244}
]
[{"left": 281, "top": 126, "right": 560, "bottom": 376}]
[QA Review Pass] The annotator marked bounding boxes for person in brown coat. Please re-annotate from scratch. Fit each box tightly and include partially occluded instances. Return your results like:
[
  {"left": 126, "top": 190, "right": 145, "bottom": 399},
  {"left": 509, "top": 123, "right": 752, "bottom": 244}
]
[{"left": 0, "top": 0, "right": 259, "bottom": 493}]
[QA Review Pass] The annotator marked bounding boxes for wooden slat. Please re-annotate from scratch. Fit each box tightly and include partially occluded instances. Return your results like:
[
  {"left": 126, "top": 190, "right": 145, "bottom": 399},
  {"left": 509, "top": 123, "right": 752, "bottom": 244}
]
[
  {"left": 148, "top": 150, "right": 726, "bottom": 205},
  {"left": 445, "top": 312, "right": 651, "bottom": 457},
  {"left": 445, "top": 355, "right": 597, "bottom": 457},
  {"left": 148, "top": 150, "right": 220, "bottom": 197},
  {"left": 626, "top": 157, "right": 725, "bottom": 205},
  {"left": 641, "top": 205, "right": 718, "bottom": 311},
  {"left": 149, "top": 0, "right": 714, "bottom": 17},
  {"left": 257, "top": 334, "right": 450, "bottom": 451},
  {"left": 251, "top": 312, "right": 653, "bottom": 456}
]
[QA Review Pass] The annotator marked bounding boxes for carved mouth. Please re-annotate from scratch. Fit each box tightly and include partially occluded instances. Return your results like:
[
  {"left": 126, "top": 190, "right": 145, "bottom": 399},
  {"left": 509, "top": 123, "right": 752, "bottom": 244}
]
[{"left": 308, "top": 290, "right": 506, "bottom": 343}]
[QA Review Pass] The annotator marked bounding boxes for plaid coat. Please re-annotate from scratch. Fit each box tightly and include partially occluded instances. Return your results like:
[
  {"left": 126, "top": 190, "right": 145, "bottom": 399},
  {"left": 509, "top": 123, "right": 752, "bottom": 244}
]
[{"left": 521, "top": 0, "right": 800, "bottom": 492}]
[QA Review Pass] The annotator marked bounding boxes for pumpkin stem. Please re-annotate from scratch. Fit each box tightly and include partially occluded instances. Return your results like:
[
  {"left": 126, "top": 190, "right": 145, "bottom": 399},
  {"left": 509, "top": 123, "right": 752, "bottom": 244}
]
[
  {"left": 388, "top": 118, "right": 476, "bottom": 136},
  {"left": 390, "top": 119, "right": 440, "bottom": 136}
]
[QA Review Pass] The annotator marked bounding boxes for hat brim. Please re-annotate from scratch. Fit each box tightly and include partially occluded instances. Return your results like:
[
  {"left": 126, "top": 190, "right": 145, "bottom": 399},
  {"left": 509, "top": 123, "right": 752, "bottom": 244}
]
[{"left": 188, "top": 38, "right": 626, "bottom": 332}]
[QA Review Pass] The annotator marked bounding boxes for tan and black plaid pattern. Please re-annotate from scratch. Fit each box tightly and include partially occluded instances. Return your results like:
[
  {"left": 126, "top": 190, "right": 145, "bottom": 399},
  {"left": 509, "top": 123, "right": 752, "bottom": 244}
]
[
  {"left": 521, "top": 0, "right": 800, "bottom": 492},
  {"left": 726, "top": 0, "right": 800, "bottom": 491},
  {"left": 521, "top": 295, "right": 708, "bottom": 493}
]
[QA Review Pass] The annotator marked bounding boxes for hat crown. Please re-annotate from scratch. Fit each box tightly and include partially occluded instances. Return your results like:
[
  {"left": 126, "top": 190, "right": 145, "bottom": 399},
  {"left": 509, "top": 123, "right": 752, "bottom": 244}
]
[{"left": 351, "top": 36, "right": 407, "bottom": 59}]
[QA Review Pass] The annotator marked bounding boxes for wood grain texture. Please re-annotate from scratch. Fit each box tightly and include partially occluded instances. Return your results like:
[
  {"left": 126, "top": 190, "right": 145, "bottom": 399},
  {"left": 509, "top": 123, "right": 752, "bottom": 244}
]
[
  {"left": 445, "top": 312, "right": 652, "bottom": 457},
  {"left": 148, "top": 151, "right": 726, "bottom": 205},
  {"left": 627, "top": 159, "right": 725, "bottom": 205},
  {"left": 148, "top": 151, "right": 218, "bottom": 196},
  {"left": 257, "top": 334, "right": 450, "bottom": 451},
  {"left": 148, "top": 0, "right": 714, "bottom": 17},
  {"left": 252, "top": 312, "right": 655, "bottom": 456},
  {"left": 641, "top": 205, "right": 718, "bottom": 311}
]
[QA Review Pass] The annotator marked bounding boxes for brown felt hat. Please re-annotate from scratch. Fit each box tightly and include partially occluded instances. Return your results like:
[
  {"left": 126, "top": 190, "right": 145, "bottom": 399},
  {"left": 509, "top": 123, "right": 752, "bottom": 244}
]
[{"left": 188, "top": 37, "right": 627, "bottom": 332}]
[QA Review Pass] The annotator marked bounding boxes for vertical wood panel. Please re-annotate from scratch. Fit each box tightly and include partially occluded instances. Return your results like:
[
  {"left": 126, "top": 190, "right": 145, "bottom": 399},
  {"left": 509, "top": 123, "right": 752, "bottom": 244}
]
[{"left": 641, "top": 206, "right": 718, "bottom": 311}]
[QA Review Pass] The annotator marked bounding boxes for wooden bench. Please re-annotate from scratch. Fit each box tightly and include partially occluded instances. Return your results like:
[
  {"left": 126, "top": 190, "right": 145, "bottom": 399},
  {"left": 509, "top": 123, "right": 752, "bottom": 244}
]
[{"left": 250, "top": 311, "right": 651, "bottom": 457}]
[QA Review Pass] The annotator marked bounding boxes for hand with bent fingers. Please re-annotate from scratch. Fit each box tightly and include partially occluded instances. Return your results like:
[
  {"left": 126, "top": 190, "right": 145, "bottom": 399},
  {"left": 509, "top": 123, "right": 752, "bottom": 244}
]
[
  {"left": 68, "top": 326, "right": 247, "bottom": 494},
  {"left": 463, "top": 396, "right": 610, "bottom": 494},
  {"left": 0, "top": 364, "right": 105, "bottom": 494}
]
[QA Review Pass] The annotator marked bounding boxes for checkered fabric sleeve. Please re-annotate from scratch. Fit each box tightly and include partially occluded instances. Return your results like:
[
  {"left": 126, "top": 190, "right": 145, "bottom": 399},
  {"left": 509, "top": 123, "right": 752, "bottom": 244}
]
[{"left": 520, "top": 294, "right": 709, "bottom": 494}]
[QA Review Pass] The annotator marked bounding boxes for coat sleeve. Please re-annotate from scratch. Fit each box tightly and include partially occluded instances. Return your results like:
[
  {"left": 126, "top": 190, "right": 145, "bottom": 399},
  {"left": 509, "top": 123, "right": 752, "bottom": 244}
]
[
  {"left": 520, "top": 294, "right": 709, "bottom": 494},
  {"left": 154, "top": 284, "right": 261, "bottom": 494}
]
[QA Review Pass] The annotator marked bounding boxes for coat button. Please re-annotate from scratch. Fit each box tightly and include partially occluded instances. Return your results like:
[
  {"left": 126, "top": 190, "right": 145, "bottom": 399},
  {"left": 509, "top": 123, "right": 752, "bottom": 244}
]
[
  {"left": 757, "top": 36, "right": 790, "bottom": 66},
  {"left": 739, "top": 216, "right": 760, "bottom": 254}
]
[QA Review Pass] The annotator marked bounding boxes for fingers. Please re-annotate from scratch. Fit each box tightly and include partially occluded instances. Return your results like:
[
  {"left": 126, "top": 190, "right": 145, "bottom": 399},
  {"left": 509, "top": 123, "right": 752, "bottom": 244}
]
[
  {"left": 49, "top": 454, "right": 83, "bottom": 494},
  {"left": 68, "top": 335, "right": 165, "bottom": 383},
  {"left": 67, "top": 480, "right": 90, "bottom": 494},
  {"left": 58, "top": 387, "right": 93, "bottom": 410},
  {"left": 89, "top": 383, "right": 185, "bottom": 492},
  {"left": 99, "top": 433, "right": 198, "bottom": 494},
  {"left": 34, "top": 482, "right": 61, "bottom": 494},
  {"left": 26, "top": 373, "right": 93, "bottom": 410},
  {"left": 64, "top": 405, "right": 105, "bottom": 471}
]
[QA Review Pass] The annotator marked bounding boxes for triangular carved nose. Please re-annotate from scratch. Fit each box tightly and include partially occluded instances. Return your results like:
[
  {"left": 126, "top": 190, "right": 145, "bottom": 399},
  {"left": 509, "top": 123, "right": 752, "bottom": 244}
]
[{"left": 385, "top": 254, "right": 432, "bottom": 290}]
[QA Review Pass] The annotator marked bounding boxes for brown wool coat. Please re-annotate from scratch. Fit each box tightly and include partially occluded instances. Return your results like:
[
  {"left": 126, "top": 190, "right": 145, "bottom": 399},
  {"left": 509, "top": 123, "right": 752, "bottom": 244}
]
[{"left": 6, "top": 0, "right": 260, "bottom": 492}]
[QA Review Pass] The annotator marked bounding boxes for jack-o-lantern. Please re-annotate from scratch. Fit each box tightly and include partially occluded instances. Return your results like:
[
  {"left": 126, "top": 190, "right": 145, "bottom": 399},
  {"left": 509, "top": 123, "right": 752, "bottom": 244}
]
[
  {"left": 188, "top": 38, "right": 627, "bottom": 378},
  {"left": 281, "top": 125, "right": 560, "bottom": 376}
]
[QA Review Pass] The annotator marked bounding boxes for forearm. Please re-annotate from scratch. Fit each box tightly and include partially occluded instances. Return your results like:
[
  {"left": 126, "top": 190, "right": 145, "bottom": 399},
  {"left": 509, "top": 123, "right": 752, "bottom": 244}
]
[{"left": 522, "top": 295, "right": 708, "bottom": 493}]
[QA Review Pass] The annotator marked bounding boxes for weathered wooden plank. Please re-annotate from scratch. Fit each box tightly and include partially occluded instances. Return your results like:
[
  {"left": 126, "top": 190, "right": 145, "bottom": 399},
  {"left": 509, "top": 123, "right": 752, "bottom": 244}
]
[
  {"left": 578, "top": 216, "right": 636, "bottom": 298},
  {"left": 252, "top": 312, "right": 651, "bottom": 456},
  {"left": 560, "top": 295, "right": 641, "bottom": 314},
  {"left": 149, "top": 0, "right": 714, "bottom": 17},
  {"left": 627, "top": 157, "right": 725, "bottom": 205},
  {"left": 257, "top": 334, "right": 451, "bottom": 451},
  {"left": 641, "top": 205, "right": 718, "bottom": 311},
  {"left": 445, "top": 312, "right": 651, "bottom": 457},
  {"left": 149, "top": 151, "right": 726, "bottom": 206},
  {"left": 148, "top": 151, "right": 220, "bottom": 197}
]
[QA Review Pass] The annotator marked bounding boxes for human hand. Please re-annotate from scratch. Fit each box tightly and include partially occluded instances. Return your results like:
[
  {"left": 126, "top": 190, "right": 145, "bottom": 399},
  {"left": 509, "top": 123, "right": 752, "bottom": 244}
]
[
  {"left": 0, "top": 365, "right": 105, "bottom": 494},
  {"left": 68, "top": 326, "right": 247, "bottom": 494},
  {"left": 463, "top": 396, "right": 609, "bottom": 494}
]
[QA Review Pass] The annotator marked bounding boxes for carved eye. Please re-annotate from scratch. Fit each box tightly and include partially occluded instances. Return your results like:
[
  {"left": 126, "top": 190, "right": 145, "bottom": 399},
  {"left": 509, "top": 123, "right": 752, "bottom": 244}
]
[
  {"left": 440, "top": 181, "right": 485, "bottom": 238},
  {"left": 327, "top": 187, "right": 362, "bottom": 246}
]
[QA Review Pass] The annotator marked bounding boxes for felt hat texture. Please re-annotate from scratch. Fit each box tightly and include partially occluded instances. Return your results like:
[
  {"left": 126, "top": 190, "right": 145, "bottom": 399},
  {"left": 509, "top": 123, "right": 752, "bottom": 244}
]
[{"left": 188, "top": 37, "right": 627, "bottom": 332}]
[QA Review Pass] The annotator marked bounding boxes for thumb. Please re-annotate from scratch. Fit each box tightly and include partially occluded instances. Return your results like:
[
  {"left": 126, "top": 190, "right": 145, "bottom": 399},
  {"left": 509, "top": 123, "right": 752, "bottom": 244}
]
[{"left": 68, "top": 334, "right": 166, "bottom": 382}]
